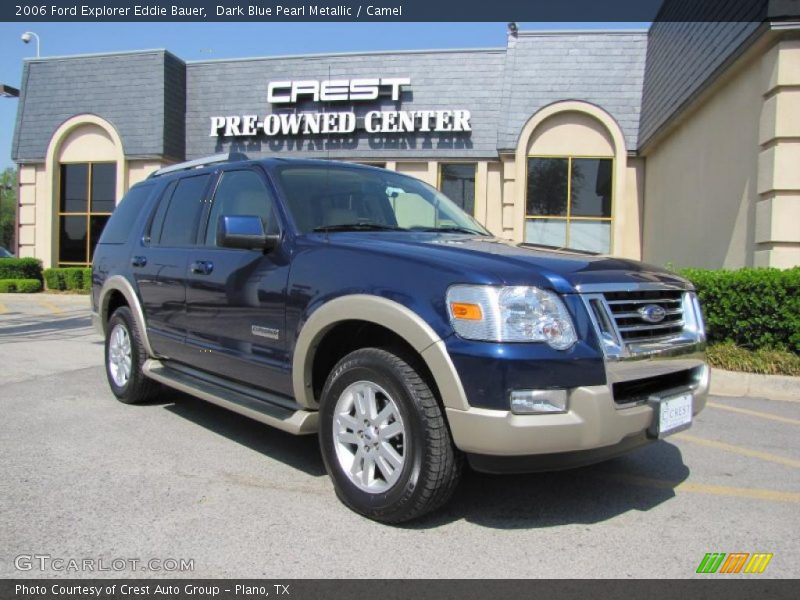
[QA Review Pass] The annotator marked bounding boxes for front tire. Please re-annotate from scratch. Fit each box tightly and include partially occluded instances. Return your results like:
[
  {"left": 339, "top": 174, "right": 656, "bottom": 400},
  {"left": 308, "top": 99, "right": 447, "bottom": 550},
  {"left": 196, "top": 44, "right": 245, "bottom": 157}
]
[
  {"left": 319, "top": 348, "right": 462, "bottom": 523},
  {"left": 105, "top": 306, "right": 160, "bottom": 404}
]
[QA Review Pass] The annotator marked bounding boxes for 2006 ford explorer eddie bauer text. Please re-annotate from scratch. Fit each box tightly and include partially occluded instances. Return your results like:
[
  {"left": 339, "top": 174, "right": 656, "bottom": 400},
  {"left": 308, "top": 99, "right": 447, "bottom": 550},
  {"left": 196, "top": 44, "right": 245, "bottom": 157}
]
[{"left": 92, "top": 154, "right": 709, "bottom": 523}]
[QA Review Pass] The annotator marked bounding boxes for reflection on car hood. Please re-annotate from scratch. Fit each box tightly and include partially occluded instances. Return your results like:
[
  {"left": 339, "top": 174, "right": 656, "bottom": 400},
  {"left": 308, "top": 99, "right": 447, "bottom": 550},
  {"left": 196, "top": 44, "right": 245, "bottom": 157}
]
[{"left": 317, "top": 232, "right": 691, "bottom": 293}]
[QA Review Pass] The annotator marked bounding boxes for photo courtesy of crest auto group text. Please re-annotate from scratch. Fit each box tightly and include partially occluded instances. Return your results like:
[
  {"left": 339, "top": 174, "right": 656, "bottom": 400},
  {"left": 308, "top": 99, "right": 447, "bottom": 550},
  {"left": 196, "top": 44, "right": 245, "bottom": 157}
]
[{"left": 0, "top": 0, "right": 798, "bottom": 596}]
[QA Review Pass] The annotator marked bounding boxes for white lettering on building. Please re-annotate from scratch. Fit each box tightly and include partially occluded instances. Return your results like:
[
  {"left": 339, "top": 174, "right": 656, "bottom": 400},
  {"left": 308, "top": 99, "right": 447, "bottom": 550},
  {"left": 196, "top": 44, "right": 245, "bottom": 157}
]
[{"left": 209, "top": 77, "right": 472, "bottom": 137}]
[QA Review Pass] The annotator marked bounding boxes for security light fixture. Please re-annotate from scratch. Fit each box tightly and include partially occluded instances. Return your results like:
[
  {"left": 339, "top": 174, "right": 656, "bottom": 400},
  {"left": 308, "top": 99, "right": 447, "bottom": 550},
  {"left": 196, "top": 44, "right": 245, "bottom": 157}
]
[
  {"left": 21, "top": 31, "right": 40, "bottom": 57},
  {"left": 507, "top": 22, "right": 518, "bottom": 37},
  {"left": 0, "top": 84, "right": 20, "bottom": 98}
]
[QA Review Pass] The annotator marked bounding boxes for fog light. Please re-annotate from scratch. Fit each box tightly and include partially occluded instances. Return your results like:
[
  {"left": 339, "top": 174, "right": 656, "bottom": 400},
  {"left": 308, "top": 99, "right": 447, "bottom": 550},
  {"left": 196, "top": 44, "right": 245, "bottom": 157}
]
[{"left": 510, "top": 389, "right": 568, "bottom": 414}]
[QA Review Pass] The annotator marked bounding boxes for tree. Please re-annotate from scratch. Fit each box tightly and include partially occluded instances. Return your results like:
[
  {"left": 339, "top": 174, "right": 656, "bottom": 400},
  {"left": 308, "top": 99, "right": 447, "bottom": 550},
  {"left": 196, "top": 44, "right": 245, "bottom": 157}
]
[{"left": 0, "top": 168, "right": 17, "bottom": 252}]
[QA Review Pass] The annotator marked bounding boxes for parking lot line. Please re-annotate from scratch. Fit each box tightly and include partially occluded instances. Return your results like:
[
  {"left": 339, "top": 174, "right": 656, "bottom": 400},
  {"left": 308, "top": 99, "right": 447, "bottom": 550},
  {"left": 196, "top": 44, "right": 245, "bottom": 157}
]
[
  {"left": 0, "top": 301, "right": 7, "bottom": 314},
  {"left": 674, "top": 433, "right": 800, "bottom": 469},
  {"left": 603, "top": 473, "right": 800, "bottom": 504},
  {"left": 37, "top": 298, "right": 64, "bottom": 315},
  {"left": 707, "top": 401, "right": 800, "bottom": 426}
]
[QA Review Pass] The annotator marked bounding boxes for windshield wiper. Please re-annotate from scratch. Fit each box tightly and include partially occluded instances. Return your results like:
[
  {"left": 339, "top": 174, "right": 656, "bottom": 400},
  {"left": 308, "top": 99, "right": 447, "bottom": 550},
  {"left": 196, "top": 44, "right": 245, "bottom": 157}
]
[
  {"left": 312, "top": 223, "right": 407, "bottom": 233},
  {"left": 409, "top": 226, "right": 487, "bottom": 236}
]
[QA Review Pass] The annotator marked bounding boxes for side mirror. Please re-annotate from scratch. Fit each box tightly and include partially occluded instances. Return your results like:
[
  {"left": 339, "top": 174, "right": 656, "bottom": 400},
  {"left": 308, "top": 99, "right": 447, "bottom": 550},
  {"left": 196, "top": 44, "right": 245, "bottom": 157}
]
[{"left": 217, "top": 215, "right": 279, "bottom": 251}]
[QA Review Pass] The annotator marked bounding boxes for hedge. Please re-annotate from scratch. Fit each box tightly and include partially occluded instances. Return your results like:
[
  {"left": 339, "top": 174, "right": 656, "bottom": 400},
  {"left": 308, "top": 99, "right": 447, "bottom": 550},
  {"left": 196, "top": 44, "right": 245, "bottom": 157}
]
[
  {"left": 0, "top": 257, "right": 43, "bottom": 282},
  {"left": 43, "top": 267, "right": 92, "bottom": 292},
  {"left": 0, "top": 278, "right": 43, "bottom": 293},
  {"left": 679, "top": 267, "right": 800, "bottom": 353}
]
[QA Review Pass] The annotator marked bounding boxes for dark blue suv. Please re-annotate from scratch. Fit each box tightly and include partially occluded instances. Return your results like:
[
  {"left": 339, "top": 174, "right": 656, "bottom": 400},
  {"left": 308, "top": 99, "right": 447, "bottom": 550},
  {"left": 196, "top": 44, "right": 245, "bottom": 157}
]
[{"left": 92, "top": 154, "right": 709, "bottom": 523}]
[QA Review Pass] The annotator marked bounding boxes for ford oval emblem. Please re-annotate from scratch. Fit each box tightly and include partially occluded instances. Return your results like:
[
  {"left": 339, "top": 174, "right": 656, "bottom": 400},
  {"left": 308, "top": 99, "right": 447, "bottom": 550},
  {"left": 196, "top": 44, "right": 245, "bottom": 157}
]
[{"left": 638, "top": 304, "right": 667, "bottom": 324}]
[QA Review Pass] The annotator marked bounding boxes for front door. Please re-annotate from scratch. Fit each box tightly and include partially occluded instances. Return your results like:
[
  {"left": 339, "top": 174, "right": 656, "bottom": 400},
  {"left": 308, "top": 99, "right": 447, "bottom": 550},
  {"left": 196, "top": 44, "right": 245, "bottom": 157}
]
[{"left": 184, "top": 168, "right": 292, "bottom": 398}]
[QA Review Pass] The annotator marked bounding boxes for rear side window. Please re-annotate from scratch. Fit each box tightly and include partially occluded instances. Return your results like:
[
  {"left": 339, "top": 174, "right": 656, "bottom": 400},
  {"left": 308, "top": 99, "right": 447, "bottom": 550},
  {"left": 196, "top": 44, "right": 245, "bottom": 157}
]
[
  {"left": 156, "top": 175, "right": 210, "bottom": 247},
  {"left": 97, "top": 184, "right": 154, "bottom": 245}
]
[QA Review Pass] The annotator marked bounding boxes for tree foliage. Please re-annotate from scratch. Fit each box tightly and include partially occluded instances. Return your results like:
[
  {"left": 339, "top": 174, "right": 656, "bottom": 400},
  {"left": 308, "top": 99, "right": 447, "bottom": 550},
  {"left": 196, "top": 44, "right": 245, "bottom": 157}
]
[{"left": 0, "top": 168, "right": 17, "bottom": 252}]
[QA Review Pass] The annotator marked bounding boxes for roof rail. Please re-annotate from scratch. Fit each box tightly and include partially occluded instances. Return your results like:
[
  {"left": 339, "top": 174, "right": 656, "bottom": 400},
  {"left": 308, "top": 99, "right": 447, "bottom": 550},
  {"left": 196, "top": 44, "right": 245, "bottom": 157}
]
[{"left": 148, "top": 152, "right": 249, "bottom": 178}]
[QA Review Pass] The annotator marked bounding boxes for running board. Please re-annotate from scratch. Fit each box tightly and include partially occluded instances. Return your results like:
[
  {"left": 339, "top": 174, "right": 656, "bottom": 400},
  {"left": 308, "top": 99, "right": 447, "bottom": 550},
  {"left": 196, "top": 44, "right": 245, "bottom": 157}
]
[{"left": 142, "top": 359, "right": 318, "bottom": 435}]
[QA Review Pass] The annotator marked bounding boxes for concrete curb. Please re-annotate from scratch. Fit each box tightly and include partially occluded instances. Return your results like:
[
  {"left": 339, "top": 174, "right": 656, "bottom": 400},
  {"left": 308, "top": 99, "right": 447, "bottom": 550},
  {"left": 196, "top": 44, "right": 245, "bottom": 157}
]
[{"left": 710, "top": 368, "right": 799, "bottom": 402}]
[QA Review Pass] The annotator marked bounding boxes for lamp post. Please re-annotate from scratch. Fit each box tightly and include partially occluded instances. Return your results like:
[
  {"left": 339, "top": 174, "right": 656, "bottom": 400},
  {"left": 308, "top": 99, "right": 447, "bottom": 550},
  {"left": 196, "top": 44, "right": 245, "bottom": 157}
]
[{"left": 21, "top": 31, "right": 41, "bottom": 57}]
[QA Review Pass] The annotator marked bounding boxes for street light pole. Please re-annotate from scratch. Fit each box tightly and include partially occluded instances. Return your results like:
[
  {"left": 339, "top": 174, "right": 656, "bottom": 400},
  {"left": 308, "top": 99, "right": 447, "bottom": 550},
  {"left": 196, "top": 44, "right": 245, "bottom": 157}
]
[{"left": 21, "top": 31, "right": 41, "bottom": 58}]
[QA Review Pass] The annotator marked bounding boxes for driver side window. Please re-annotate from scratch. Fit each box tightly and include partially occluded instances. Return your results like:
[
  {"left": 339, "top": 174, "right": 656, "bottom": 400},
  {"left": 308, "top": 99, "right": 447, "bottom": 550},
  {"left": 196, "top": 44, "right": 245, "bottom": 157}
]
[{"left": 205, "top": 170, "right": 278, "bottom": 246}]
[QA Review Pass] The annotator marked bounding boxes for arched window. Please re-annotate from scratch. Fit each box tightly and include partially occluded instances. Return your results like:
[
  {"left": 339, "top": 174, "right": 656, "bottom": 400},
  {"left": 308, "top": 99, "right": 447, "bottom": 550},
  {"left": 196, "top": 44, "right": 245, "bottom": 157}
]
[
  {"left": 515, "top": 102, "right": 629, "bottom": 256},
  {"left": 46, "top": 116, "right": 125, "bottom": 267}
]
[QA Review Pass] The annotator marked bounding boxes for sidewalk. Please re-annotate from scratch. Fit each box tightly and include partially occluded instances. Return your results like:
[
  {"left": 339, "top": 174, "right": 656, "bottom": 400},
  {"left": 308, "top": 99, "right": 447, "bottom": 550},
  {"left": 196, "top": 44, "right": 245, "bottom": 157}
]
[{"left": 711, "top": 368, "right": 798, "bottom": 402}]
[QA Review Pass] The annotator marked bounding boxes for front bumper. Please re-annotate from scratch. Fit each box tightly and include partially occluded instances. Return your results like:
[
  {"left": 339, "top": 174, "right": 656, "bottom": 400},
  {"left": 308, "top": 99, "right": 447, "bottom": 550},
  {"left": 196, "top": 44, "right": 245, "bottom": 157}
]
[{"left": 445, "top": 353, "right": 709, "bottom": 468}]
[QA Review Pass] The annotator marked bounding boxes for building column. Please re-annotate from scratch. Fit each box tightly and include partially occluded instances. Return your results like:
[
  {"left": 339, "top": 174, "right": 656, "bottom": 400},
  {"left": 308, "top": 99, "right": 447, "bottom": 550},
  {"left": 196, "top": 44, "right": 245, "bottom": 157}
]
[
  {"left": 755, "top": 38, "right": 800, "bottom": 268},
  {"left": 16, "top": 165, "right": 39, "bottom": 259}
]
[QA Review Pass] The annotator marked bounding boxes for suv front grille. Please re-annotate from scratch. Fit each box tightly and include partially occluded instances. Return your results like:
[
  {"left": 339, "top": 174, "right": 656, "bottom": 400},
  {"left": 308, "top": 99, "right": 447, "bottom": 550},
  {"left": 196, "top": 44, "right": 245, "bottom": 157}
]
[{"left": 602, "top": 290, "right": 685, "bottom": 344}]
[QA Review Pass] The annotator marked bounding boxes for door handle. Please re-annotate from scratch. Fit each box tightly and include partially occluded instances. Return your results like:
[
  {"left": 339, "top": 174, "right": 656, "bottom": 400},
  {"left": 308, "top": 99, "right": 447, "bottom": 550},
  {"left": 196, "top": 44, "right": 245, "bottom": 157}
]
[
  {"left": 131, "top": 256, "right": 147, "bottom": 268},
  {"left": 190, "top": 260, "right": 214, "bottom": 275}
]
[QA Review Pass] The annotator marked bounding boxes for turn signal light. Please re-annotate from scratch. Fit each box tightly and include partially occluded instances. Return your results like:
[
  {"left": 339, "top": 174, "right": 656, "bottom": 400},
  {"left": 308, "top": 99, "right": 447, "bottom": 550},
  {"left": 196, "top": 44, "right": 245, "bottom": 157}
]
[{"left": 450, "top": 302, "right": 483, "bottom": 321}]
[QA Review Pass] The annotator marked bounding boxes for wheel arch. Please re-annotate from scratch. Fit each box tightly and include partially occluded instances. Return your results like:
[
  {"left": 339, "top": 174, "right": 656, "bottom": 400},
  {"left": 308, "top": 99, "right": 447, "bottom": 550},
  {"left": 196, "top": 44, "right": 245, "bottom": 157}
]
[
  {"left": 293, "top": 295, "right": 469, "bottom": 411},
  {"left": 98, "top": 275, "right": 155, "bottom": 358}
]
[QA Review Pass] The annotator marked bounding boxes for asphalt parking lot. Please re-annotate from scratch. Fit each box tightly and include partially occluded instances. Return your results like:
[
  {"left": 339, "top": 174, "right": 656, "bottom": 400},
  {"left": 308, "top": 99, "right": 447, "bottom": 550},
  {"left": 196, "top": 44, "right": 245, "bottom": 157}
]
[{"left": 1, "top": 293, "right": 798, "bottom": 579}]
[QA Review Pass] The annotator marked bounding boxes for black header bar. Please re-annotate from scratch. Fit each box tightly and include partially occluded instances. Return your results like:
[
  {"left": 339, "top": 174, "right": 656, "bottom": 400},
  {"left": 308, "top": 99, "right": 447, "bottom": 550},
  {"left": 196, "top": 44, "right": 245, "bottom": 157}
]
[
  {"left": 3, "top": 0, "right": 798, "bottom": 22},
  {"left": 2, "top": 579, "right": 798, "bottom": 600}
]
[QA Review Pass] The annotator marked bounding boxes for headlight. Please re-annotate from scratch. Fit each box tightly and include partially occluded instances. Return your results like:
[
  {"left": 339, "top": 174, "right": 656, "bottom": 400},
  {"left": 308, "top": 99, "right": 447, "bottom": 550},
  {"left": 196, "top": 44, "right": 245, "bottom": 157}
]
[{"left": 446, "top": 285, "right": 577, "bottom": 349}]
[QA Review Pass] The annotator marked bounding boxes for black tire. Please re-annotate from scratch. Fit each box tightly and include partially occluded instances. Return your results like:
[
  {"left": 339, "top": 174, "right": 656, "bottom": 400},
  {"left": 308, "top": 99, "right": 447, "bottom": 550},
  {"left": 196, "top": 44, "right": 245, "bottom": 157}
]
[
  {"left": 104, "top": 306, "right": 160, "bottom": 404},
  {"left": 319, "top": 347, "right": 462, "bottom": 524}
]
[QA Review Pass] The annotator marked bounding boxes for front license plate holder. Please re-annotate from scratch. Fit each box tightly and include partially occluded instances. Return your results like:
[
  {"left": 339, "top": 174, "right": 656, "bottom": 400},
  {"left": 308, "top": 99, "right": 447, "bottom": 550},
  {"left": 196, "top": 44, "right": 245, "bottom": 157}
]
[{"left": 647, "top": 390, "right": 694, "bottom": 439}]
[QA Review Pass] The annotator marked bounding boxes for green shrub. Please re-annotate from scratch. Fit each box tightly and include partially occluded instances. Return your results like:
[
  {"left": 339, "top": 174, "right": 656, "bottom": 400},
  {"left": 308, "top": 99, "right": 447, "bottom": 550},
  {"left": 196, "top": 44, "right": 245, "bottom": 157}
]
[
  {"left": 0, "top": 278, "right": 42, "bottom": 293},
  {"left": 43, "top": 268, "right": 66, "bottom": 290},
  {"left": 707, "top": 342, "right": 800, "bottom": 376},
  {"left": 0, "top": 257, "right": 43, "bottom": 282},
  {"left": 678, "top": 267, "right": 800, "bottom": 353},
  {"left": 43, "top": 267, "right": 92, "bottom": 292},
  {"left": 64, "top": 268, "right": 85, "bottom": 290},
  {"left": 15, "top": 279, "right": 42, "bottom": 293}
]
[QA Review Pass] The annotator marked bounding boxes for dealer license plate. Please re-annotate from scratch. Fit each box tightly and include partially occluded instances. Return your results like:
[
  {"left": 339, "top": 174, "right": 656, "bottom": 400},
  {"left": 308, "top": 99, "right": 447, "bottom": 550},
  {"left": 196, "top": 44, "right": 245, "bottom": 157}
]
[{"left": 648, "top": 392, "right": 693, "bottom": 438}]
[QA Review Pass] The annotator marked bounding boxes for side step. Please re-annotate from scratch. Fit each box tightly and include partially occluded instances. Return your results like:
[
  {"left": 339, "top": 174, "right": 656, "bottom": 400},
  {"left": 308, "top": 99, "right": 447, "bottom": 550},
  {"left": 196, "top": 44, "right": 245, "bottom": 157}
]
[{"left": 143, "top": 359, "right": 318, "bottom": 435}]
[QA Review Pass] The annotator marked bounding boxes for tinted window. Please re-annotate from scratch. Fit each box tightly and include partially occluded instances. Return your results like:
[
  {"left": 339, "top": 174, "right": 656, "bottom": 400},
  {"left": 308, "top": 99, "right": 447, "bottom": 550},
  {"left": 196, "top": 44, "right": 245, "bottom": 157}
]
[
  {"left": 91, "top": 163, "right": 117, "bottom": 212},
  {"left": 58, "top": 216, "right": 87, "bottom": 263},
  {"left": 146, "top": 181, "right": 175, "bottom": 245},
  {"left": 440, "top": 163, "right": 476, "bottom": 215},
  {"left": 205, "top": 170, "right": 278, "bottom": 246},
  {"left": 525, "top": 157, "right": 613, "bottom": 254},
  {"left": 60, "top": 164, "right": 89, "bottom": 213},
  {"left": 157, "top": 175, "right": 210, "bottom": 247},
  {"left": 570, "top": 158, "right": 612, "bottom": 218},
  {"left": 275, "top": 166, "right": 487, "bottom": 235},
  {"left": 98, "top": 184, "right": 154, "bottom": 245},
  {"left": 526, "top": 158, "right": 568, "bottom": 217}
]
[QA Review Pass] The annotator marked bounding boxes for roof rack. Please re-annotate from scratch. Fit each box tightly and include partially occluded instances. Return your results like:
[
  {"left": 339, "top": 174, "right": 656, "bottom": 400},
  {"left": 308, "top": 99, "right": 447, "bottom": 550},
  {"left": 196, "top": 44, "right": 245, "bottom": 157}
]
[{"left": 148, "top": 152, "right": 249, "bottom": 178}]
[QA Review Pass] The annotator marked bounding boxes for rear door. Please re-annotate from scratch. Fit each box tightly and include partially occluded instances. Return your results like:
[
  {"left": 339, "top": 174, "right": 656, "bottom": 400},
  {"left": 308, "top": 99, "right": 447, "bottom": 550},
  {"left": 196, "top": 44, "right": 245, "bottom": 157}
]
[
  {"left": 183, "top": 167, "right": 293, "bottom": 397},
  {"left": 133, "top": 173, "right": 212, "bottom": 362}
]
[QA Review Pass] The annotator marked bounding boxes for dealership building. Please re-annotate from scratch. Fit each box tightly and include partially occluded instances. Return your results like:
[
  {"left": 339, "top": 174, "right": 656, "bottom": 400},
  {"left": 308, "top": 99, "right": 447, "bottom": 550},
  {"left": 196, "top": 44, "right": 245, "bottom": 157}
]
[{"left": 9, "top": 15, "right": 800, "bottom": 269}]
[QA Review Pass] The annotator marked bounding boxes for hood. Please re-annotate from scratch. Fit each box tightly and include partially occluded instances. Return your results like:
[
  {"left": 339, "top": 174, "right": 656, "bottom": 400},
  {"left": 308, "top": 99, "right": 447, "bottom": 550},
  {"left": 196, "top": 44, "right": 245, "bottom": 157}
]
[{"left": 315, "top": 232, "right": 691, "bottom": 294}]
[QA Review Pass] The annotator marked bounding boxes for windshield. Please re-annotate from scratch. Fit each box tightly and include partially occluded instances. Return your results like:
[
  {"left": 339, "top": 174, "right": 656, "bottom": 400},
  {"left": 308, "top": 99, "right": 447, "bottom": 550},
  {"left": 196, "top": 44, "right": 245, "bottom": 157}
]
[{"left": 274, "top": 164, "right": 489, "bottom": 235}]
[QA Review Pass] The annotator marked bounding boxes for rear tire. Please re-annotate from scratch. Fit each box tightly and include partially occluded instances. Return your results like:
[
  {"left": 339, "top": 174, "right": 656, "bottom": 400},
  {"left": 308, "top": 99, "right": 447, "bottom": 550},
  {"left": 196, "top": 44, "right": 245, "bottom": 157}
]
[
  {"left": 319, "top": 347, "right": 462, "bottom": 523},
  {"left": 105, "top": 306, "right": 160, "bottom": 404}
]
